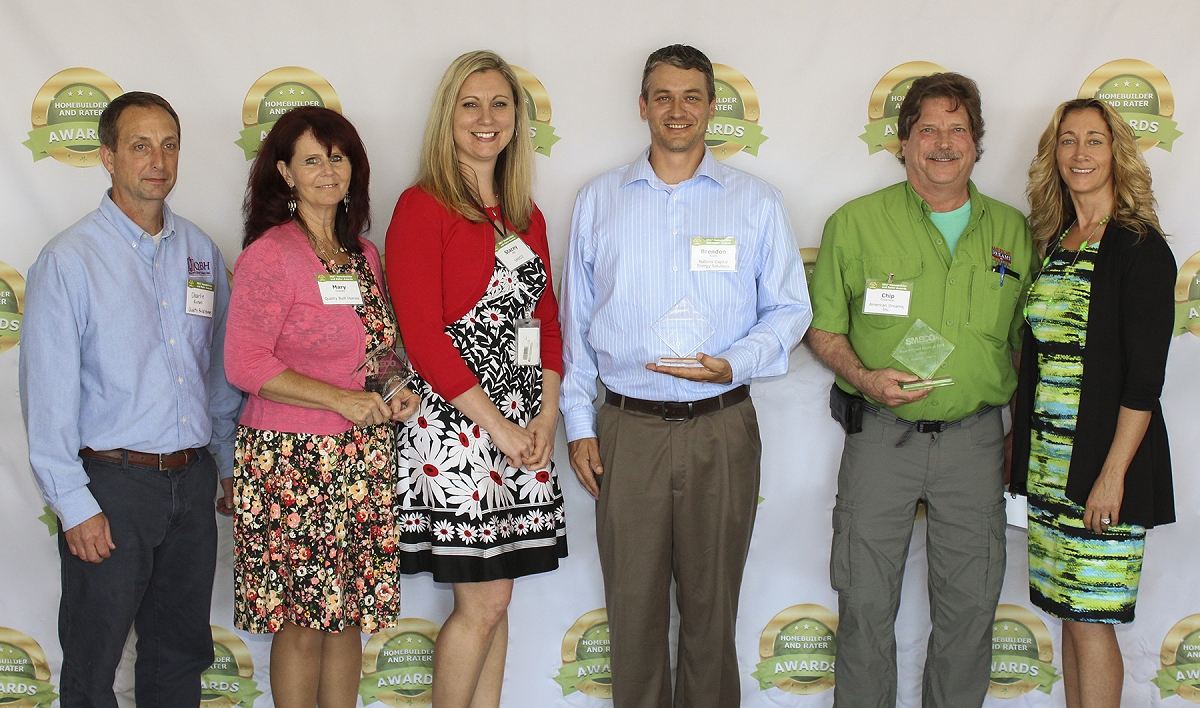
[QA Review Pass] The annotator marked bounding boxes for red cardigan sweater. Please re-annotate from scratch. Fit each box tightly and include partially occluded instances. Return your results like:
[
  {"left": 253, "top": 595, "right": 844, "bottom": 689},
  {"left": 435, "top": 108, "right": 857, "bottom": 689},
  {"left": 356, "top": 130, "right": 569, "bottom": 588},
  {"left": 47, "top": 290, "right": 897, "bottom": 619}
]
[{"left": 384, "top": 186, "right": 563, "bottom": 400}]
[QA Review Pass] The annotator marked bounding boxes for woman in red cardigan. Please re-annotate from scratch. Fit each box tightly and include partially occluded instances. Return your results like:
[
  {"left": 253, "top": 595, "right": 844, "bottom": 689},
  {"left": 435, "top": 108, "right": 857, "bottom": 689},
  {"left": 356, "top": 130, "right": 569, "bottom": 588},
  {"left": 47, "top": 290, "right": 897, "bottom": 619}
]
[
  {"left": 1011, "top": 98, "right": 1175, "bottom": 708},
  {"left": 385, "top": 51, "right": 566, "bottom": 708},
  {"left": 226, "top": 107, "right": 418, "bottom": 708}
]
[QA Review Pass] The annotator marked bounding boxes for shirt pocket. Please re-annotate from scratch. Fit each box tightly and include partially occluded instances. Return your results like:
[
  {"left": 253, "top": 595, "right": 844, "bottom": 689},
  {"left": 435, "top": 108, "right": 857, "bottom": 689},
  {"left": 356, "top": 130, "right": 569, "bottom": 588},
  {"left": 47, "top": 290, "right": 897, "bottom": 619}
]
[
  {"left": 970, "top": 268, "right": 1021, "bottom": 343},
  {"left": 855, "top": 256, "right": 922, "bottom": 330}
]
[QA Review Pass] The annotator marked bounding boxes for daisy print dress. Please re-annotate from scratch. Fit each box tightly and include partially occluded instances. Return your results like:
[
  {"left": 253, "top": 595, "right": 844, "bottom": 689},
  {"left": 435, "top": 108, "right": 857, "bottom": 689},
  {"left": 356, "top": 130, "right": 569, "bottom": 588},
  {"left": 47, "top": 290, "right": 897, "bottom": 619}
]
[{"left": 395, "top": 229, "right": 567, "bottom": 582}]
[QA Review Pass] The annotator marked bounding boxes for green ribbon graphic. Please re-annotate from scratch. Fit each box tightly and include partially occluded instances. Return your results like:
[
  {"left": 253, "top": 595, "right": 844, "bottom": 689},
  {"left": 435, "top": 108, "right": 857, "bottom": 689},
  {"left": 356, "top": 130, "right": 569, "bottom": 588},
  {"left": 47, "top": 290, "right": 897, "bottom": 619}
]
[
  {"left": 706, "top": 118, "right": 769, "bottom": 155},
  {"left": 38, "top": 506, "right": 58, "bottom": 535},
  {"left": 1119, "top": 112, "right": 1183, "bottom": 151},
  {"left": 199, "top": 671, "right": 263, "bottom": 707},
  {"left": 990, "top": 654, "right": 1061, "bottom": 694},
  {"left": 235, "top": 122, "right": 278, "bottom": 161},
  {"left": 751, "top": 653, "right": 834, "bottom": 690},
  {"left": 359, "top": 668, "right": 433, "bottom": 704},
  {"left": 1173, "top": 301, "right": 1200, "bottom": 336},
  {"left": 529, "top": 123, "right": 560, "bottom": 156},
  {"left": 0, "top": 675, "right": 58, "bottom": 708},
  {"left": 553, "top": 657, "right": 610, "bottom": 695},
  {"left": 23, "top": 122, "right": 102, "bottom": 161},
  {"left": 1154, "top": 662, "right": 1200, "bottom": 696},
  {"left": 860, "top": 118, "right": 901, "bottom": 154}
]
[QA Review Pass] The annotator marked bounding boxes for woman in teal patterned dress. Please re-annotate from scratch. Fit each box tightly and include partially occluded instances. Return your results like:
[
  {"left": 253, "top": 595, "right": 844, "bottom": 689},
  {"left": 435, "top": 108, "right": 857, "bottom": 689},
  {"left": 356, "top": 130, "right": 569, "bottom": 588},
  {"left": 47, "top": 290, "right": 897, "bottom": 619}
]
[{"left": 1010, "top": 98, "right": 1175, "bottom": 708}]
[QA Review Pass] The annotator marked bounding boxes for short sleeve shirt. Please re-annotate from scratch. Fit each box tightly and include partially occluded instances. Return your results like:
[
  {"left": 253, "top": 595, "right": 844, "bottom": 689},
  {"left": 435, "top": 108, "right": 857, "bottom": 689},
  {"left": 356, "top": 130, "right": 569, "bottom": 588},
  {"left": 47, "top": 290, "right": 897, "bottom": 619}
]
[{"left": 808, "top": 180, "right": 1035, "bottom": 421}]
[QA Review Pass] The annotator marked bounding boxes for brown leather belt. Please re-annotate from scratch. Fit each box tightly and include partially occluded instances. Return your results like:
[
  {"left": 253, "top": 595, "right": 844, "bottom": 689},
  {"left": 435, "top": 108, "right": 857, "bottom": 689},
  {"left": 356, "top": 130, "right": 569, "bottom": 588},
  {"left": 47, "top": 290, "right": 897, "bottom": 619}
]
[
  {"left": 80, "top": 447, "right": 199, "bottom": 471},
  {"left": 605, "top": 384, "right": 749, "bottom": 422}
]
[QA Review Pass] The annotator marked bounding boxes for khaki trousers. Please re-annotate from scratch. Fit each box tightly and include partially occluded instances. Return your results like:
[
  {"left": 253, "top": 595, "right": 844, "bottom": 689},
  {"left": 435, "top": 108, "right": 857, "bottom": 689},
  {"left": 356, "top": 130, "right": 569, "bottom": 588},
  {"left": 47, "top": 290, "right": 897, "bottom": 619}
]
[
  {"left": 595, "top": 397, "right": 761, "bottom": 708},
  {"left": 830, "top": 406, "right": 1007, "bottom": 708}
]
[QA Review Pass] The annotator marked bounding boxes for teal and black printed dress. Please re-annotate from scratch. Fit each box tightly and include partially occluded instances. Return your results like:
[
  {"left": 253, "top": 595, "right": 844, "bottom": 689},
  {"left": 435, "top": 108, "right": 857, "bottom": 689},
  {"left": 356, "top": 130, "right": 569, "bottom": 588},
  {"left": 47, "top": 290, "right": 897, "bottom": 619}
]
[{"left": 1024, "top": 242, "right": 1145, "bottom": 623}]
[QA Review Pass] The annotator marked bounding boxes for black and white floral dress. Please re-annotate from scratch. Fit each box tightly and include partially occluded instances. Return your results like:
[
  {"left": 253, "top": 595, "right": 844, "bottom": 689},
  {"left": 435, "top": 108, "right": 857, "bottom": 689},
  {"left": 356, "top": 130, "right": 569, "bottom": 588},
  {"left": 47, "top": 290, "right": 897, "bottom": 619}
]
[{"left": 395, "top": 241, "right": 567, "bottom": 582}]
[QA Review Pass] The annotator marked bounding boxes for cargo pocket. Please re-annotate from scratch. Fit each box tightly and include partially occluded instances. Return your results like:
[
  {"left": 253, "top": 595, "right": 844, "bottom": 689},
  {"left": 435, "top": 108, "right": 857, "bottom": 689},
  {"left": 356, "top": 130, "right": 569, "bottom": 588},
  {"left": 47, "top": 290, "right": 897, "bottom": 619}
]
[
  {"left": 830, "top": 497, "right": 855, "bottom": 593},
  {"left": 981, "top": 500, "right": 1007, "bottom": 608}
]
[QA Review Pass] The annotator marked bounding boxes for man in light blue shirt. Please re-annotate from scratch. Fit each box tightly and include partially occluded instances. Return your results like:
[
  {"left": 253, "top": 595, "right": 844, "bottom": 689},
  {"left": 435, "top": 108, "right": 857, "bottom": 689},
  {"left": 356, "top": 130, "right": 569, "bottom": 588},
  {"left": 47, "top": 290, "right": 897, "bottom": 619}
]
[
  {"left": 560, "top": 45, "right": 810, "bottom": 708},
  {"left": 19, "top": 92, "right": 242, "bottom": 708}
]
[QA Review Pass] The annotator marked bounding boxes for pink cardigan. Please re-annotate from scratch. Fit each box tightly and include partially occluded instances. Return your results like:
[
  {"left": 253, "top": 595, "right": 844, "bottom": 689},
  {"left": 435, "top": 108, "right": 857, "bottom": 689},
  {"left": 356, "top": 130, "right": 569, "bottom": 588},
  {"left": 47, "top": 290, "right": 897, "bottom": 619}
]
[{"left": 225, "top": 222, "right": 387, "bottom": 435}]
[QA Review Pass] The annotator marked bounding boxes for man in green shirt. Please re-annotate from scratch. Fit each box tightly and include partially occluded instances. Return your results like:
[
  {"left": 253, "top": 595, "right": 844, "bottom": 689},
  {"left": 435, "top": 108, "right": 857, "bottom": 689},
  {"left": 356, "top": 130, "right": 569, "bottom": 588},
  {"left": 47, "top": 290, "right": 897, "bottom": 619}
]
[{"left": 807, "top": 73, "right": 1034, "bottom": 708}]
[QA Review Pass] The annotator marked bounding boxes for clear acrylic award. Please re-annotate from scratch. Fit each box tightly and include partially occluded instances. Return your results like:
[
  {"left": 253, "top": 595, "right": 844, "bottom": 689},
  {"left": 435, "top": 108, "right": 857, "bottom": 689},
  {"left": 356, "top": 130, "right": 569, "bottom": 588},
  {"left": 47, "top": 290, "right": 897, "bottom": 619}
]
[
  {"left": 355, "top": 343, "right": 416, "bottom": 402},
  {"left": 652, "top": 297, "right": 715, "bottom": 367},
  {"left": 890, "top": 319, "right": 955, "bottom": 381}
]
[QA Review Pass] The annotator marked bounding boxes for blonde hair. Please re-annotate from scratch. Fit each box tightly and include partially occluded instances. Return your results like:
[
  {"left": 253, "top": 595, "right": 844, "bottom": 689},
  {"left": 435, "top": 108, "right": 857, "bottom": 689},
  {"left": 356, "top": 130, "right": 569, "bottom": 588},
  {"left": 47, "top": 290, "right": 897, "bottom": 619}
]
[
  {"left": 1026, "top": 98, "right": 1161, "bottom": 255},
  {"left": 415, "top": 50, "right": 533, "bottom": 232}
]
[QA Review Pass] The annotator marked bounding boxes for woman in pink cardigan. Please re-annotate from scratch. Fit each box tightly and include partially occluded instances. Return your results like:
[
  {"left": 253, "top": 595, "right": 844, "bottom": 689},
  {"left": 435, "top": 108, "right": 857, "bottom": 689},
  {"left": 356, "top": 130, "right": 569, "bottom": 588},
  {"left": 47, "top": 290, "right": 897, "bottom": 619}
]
[{"left": 224, "top": 107, "right": 417, "bottom": 708}]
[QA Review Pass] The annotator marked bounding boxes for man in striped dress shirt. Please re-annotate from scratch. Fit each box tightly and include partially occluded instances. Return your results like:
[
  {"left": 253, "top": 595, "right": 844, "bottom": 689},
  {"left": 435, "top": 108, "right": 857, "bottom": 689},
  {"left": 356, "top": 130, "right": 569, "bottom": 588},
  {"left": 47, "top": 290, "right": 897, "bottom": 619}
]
[{"left": 559, "top": 44, "right": 811, "bottom": 708}]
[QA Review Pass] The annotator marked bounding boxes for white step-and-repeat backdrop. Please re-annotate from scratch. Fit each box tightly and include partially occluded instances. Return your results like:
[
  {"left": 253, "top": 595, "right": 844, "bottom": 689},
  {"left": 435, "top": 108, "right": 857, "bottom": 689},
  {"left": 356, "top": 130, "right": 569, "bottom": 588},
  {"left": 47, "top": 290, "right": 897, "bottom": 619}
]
[{"left": 2, "top": 1, "right": 1199, "bottom": 706}]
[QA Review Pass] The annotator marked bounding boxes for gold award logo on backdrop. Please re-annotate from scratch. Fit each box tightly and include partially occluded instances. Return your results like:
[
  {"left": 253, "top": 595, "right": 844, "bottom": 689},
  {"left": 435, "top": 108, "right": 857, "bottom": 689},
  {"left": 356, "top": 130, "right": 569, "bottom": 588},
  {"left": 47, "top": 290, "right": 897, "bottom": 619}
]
[
  {"left": 1152, "top": 613, "right": 1200, "bottom": 701},
  {"left": 706, "top": 64, "right": 768, "bottom": 159},
  {"left": 23, "top": 68, "right": 123, "bottom": 168},
  {"left": 201, "top": 626, "right": 262, "bottom": 708},
  {"left": 751, "top": 604, "right": 837, "bottom": 695},
  {"left": 0, "top": 627, "right": 58, "bottom": 708},
  {"left": 236, "top": 67, "right": 341, "bottom": 160},
  {"left": 360, "top": 618, "right": 440, "bottom": 707},
  {"left": 988, "top": 604, "right": 1061, "bottom": 698},
  {"left": 800, "top": 248, "right": 819, "bottom": 285},
  {"left": 860, "top": 61, "right": 947, "bottom": 156},
  {"left": 1080, "top": 59, "right": 1182, "bottom": 153},
  {"left": 554, "top": 608, "right": 611, "bottom": 698},
  {"left": 1172, "top": 252, "right": 1200, "bottom": 337},
  {"left": 0, "top": 261, "right": 26, "bottom": 355},
  {"left": 510, "top": 65, "right": 561, "bottom": 156}
]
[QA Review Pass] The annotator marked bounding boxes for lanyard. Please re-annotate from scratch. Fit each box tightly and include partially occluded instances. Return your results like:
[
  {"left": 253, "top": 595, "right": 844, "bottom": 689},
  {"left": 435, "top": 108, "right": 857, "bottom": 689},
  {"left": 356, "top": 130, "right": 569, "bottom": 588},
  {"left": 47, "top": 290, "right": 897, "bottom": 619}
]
[{"left": 470, "top": 196, "right": 509, "bottom": 241}]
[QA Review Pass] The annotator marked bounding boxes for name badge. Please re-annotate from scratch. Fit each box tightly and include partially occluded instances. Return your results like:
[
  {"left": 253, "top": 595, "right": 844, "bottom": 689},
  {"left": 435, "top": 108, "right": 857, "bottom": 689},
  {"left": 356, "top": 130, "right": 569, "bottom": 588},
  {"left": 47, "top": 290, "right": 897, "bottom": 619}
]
[
  {"left": 514, "top": 318, "right": 541, "bottom": 366},
  {"left": 496, "top": 233, "right": 536, "bottom": 270},
  {"left": 317, "top": 274, "right": 364, "bottom": 305},
  {"left": 185, "top": 279, "right": 214, "bottom": 318},
  {"left": 863, "top": 279, "right": 912, "bottom": 316},
  {"left": 690, "top": 237, "right": 737, "bottom": 272}
]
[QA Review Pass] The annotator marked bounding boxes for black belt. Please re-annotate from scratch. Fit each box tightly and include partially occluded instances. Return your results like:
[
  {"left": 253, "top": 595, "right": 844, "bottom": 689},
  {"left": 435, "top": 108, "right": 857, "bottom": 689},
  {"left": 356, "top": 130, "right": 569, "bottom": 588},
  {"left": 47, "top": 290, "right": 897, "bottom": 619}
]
[
  {"left": 605, "top": 385, "right": 749, "bottom": 422},
  {"left": 80, "top": 447, "right": 199, "bottom": 471},
  {"left": 862, "top": 402, "right": 994, "bottom": 447}
]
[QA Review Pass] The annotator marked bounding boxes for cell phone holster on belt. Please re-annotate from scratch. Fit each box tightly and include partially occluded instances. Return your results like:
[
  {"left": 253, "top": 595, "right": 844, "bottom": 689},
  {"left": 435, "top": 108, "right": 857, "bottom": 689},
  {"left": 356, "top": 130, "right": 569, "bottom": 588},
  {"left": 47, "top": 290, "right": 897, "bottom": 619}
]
[{"left": 829, "top": 384, "right": 865, "bottom": 435}]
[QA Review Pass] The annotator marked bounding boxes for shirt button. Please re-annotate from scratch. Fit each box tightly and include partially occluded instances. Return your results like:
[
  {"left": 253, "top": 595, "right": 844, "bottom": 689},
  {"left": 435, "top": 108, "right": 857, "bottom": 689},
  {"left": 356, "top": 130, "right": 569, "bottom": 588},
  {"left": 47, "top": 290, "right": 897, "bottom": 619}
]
[
  {"left": 181, "top": 417, "right": 187, "bottom": 423},
  {"left": 931, "top": 400, "right": 939, "bottom": 407},
  {"left": 949, "top": 278, "right": 957, "bottom": 285},
  {"left": 162, "top": 300, "right": 168, "bottom": 307},
  {"left": 673, "top": 195, "right": 678, "bottom": 201},
  {"left": 169, "top": 338, "right": 176, "bottom": 345},
  {"left": 672, "top": 230, "right": 678, "bottom": 235},
  {"left": 946, "top": 320, "right": 954, "bottom": 326},
  {"left": 672, "top": 265, "right": 678, "bottom": 271},
  {"left": 936, "top": 239, "right": 944, "bottom": 245}
]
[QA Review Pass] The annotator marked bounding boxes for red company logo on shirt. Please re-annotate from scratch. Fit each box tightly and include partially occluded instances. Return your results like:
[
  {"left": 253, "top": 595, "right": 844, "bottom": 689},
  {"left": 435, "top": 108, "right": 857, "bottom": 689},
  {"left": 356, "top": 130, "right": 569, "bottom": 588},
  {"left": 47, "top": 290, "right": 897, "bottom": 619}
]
[{"left": 188, "top": 256, "right": 212, "bottom": 277}]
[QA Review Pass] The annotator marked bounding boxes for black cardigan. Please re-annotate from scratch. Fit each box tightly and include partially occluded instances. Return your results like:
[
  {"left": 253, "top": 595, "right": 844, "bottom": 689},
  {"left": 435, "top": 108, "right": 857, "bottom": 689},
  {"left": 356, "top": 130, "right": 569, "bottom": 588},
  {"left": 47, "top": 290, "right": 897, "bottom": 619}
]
[{"left": 1009, "top": 223, "right": 1176, "bottom": 528}]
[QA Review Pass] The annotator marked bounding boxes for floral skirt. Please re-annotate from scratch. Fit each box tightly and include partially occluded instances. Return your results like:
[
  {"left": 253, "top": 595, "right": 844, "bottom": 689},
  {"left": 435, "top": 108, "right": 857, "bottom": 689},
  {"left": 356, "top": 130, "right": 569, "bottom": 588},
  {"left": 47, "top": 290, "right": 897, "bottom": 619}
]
[{"left": 232, "top": 424, "right": 399, "bottom": 633}]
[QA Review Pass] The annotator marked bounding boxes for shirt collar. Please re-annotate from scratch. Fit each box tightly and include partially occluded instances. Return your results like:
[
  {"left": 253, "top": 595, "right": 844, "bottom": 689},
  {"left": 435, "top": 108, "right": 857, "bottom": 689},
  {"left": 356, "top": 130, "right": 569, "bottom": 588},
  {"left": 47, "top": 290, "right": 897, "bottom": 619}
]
[
  {"left": 619, "top": 147, "right": 727, "bottom": 190},
  {"left": 98, "top": 189, "right": 177, "bottom": 246},
  {"left": 904, "top": 179, "right": 983, "bottom": 220}
]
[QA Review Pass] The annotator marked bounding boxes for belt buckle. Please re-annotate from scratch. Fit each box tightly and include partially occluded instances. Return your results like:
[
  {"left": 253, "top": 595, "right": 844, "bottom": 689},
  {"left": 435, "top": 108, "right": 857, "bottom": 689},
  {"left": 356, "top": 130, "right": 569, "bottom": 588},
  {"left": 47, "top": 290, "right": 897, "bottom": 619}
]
[
  {"left": 158, "top": 453, "right": 169, "bottom": 471},
  {"left": 661, "top": 401, "right": 693, "bottom": 422},
  {"left": 915, "top": 420, "right": 943, "bottom": 434}
]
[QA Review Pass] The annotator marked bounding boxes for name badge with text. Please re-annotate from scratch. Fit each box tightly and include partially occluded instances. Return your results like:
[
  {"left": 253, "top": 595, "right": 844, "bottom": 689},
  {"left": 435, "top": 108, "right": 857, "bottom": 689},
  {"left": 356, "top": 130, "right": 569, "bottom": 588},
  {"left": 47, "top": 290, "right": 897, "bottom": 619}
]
[
  {"left": 317, "top": 274, "right": 364, "bottom": 305},
  {"left": 496, "top": 233, "right": 536, "bottom": 270},
  {"left": 514, "top": 318, "right": 541, "bottom": 366},
  {"left": 863, "top": 280, "right": 912, "bottom": 316},
  {"left": 690, "top": 237, "right": 737, "bottom": 272},
  {"left": 185, "top": 279, "right": 214, "bottom": 318}
]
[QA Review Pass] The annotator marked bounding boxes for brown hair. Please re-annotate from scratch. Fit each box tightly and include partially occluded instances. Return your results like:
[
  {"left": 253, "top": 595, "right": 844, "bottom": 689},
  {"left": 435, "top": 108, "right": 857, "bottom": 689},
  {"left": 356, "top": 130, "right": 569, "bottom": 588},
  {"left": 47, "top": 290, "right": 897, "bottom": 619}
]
[
  {"left": 98, "top": 91, "right": 181, "bottom": 150},
  {"left": 896, "top": 72, "right": 984, "bottom": 165},
  {"left": 641, "top": 44, "right": 715, "bottom": 102}
]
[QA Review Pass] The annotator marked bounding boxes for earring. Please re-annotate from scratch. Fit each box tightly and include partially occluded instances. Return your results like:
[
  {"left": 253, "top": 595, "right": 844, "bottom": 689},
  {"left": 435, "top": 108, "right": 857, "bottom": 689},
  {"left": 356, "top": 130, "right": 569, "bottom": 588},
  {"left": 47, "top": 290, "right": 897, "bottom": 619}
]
[
  {"left": 343, "top": 193, "right": 351, "bottom": 208},
  {"left": 287, "top": 186, "right": 297, "bottom": 216}
]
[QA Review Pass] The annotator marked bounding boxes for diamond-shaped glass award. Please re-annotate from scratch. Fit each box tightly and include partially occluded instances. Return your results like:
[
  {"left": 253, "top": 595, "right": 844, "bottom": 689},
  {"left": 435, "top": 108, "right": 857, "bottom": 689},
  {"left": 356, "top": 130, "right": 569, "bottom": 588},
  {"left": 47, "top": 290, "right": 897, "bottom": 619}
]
[
  {"left": 652, "top": 297, "right": 715, "bottom": 367},
  {"left": 890, "top": 319, "right": 955, "bottom": 380},
  {"left": 355, "top": 343, "right": 417, "bottom": 402}
]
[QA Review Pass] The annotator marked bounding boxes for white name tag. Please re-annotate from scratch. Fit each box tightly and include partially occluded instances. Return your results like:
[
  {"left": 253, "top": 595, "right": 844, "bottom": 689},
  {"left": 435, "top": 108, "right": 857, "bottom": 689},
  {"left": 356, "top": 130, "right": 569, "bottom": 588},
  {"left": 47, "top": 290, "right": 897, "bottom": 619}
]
[
  {"left": 863, "top": 280, "right": 912, "bottom": 316},
  {"left": 690, "top": 237, "right": 737, "bottom": 272},
  {"left": 496, "top": 233, "right": 536, "bottom": 270},
  {"left": 185, "top": 279, "right": 214, "bottom": 318},
  {"left": 317, "top": 274, "right": 364, "bottom": 305},
  {"left": 514, "top": 318, "right": 541, "bottom": 366}
]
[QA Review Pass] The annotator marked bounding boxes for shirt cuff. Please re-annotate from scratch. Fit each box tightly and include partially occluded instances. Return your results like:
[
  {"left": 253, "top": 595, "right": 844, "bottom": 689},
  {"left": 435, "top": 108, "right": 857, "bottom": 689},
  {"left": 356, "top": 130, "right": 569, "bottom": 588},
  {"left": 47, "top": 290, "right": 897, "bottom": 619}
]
[
  {"left": 209, "top": 444, "right": 235, "bottom": 480},
  {"left": 55, "top": 486, "right": 104, "bottom": 532},
  {"left": 718, "top": 344, "right": 756, "bottom": 386},
  {"left": 563, "top": 407, "right": 598, "bottom": 442}
]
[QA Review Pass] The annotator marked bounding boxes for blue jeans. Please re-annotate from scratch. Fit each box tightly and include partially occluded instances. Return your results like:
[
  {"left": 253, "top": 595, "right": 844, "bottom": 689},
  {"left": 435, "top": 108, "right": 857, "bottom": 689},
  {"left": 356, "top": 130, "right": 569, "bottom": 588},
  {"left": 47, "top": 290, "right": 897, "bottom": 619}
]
[{"left": 58, "top": 450, "right": 218, "bottom": 708}]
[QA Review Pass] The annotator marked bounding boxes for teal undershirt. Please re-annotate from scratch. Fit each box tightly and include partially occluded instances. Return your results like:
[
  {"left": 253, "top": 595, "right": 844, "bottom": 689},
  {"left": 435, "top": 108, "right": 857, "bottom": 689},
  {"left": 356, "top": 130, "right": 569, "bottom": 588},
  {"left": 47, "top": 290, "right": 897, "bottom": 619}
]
[{"left": 929, "top": 199, "right": 971, "bottom": 256}]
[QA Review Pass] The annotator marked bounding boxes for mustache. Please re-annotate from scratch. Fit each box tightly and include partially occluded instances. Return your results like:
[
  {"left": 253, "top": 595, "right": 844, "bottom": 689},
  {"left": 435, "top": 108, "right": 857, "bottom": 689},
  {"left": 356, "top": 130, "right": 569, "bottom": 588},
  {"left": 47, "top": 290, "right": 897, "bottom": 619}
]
[{"left": 927, "top": 150, "right": 962, "bottom": 160}]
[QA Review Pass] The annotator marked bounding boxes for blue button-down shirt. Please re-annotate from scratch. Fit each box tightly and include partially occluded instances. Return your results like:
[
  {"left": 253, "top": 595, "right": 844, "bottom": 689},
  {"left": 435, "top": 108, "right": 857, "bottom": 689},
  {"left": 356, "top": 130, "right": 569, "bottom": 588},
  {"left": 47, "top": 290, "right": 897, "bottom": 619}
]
[
  {"left": 19, "top": 191, "right": 243, "bottom": 529},
  {"left": 560, "top": 149, "right": 812, "bottom": 441}
]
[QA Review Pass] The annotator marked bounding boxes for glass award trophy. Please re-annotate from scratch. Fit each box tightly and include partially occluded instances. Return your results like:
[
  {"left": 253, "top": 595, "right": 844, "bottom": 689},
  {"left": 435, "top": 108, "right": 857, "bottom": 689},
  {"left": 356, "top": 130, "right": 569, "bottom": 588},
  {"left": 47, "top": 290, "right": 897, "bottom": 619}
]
[
  {"left": 355, "top": 343, "right": 417, "bottom": 402},
  {"left": 652, "top": 297, "right": 715, "bottom": 367},
  {"left": 891, "top": 319, "right": 955, "bottom": 387}
]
